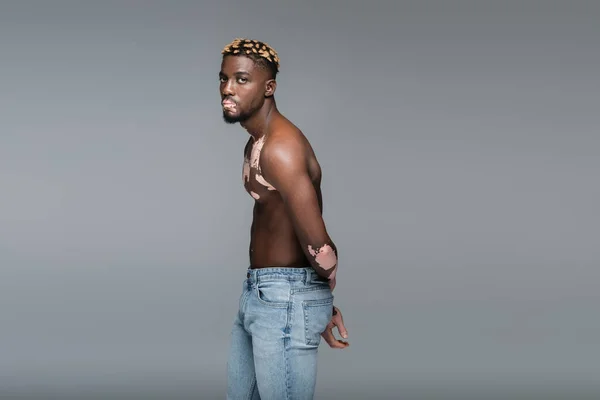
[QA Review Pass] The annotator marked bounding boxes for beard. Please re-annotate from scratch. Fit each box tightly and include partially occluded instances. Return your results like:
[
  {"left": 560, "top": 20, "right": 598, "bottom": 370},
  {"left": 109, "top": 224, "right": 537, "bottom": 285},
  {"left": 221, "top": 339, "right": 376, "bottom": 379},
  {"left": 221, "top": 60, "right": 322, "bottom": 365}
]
[{"left": 222, "top": 108, "right": 253, "bottom": 124}]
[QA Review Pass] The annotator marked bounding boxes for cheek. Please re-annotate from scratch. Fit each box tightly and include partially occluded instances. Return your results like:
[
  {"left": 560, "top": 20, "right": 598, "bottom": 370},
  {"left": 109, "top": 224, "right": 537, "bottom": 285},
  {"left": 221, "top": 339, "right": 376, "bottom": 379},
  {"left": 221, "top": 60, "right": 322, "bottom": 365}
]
[
  {"left": 251, "top": 93, "right": 266, "bottom": 109},
  {"left": 244, "top": 87, "right": 263, "bottom": 105},
  {"left": 237, "top": 86, "right": 263, "bottom": 112}
]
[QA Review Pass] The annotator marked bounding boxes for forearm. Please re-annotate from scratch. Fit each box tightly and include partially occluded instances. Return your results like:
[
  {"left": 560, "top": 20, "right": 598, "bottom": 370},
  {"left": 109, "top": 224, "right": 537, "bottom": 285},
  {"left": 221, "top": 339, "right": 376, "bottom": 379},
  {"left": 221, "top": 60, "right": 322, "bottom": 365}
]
[{"left": 305, "top": 240, "right": 338, "bottom": 283}]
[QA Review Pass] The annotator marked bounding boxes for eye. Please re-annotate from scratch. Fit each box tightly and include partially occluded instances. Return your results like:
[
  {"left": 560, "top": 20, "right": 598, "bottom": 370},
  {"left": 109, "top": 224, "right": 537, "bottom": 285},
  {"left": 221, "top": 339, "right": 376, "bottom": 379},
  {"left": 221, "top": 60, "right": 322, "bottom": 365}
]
[
  {"left": 219, "top": 76, "right": 227, "bottom": 83},
  {"left": 237, "top": 77, "right": 248, "bottom": 84}
]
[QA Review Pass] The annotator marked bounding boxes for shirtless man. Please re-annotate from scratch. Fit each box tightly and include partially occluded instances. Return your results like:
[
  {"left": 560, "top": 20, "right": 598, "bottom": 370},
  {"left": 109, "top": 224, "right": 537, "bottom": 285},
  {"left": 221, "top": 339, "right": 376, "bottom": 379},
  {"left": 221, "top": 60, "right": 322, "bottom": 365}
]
[{"left": 219, "top": 38, "right": 349, "bottom": 399}]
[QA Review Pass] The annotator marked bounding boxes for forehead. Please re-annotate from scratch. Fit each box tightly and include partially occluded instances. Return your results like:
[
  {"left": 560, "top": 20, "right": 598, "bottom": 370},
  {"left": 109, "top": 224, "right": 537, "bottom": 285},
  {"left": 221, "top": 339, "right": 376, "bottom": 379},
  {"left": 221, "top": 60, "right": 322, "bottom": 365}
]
[{"left": 220, "top": 55, "right": 261, "bottom": 75}]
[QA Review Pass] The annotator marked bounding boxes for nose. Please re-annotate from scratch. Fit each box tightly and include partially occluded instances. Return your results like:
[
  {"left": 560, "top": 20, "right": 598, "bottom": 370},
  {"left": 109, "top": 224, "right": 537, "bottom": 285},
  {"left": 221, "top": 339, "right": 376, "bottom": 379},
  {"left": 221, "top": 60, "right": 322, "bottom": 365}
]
[{"left": 222, "top": 80, "right": 234, "bottom": 97}]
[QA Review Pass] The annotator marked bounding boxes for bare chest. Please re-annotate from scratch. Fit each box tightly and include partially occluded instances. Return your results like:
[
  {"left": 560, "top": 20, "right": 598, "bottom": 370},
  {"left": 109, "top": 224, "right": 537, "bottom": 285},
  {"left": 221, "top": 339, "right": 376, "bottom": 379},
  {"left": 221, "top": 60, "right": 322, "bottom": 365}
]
[{"left": 242, "top": 136, "right": 277, "bottom": 201}]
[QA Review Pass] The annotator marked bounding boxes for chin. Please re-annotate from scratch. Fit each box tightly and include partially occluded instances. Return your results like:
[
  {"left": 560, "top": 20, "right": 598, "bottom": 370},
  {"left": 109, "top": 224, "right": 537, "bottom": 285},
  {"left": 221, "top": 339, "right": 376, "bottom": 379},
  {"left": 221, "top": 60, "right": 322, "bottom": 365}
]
[
  {"left": 222, "top": 110, "right": 239, "bottom": 124},
  {"left": 222, "top": 110, "right": 250, "bottom": 124},
  {"left": 222, "top": 114, "right": 239, "bottom": 124}
]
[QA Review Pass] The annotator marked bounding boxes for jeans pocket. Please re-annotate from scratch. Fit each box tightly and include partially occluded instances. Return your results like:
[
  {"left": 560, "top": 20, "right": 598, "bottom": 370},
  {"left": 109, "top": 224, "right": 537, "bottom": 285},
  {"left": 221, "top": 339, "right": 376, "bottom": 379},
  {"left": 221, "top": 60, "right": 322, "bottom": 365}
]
[
  {"left": 302, "top": 295, "right": 334, "bottom": 346},
  {"left": 255, "top": 281, "right": 291, "bottom": 308}
]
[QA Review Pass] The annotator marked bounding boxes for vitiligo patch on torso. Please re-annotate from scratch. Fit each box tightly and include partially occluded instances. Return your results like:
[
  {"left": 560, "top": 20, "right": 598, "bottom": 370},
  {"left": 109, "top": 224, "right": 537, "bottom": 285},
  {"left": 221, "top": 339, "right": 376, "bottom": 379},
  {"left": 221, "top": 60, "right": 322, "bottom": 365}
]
[{"left": 243, "top": 135, "right": 276, "bottom": 200}]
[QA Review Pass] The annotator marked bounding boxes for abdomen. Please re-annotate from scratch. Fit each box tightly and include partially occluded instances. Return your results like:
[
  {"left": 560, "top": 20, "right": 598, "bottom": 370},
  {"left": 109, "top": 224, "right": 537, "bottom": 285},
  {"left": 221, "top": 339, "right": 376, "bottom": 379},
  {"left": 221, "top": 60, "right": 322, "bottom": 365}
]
[{"left": 249, "top": 201, "right": 308, "bottom": 268}]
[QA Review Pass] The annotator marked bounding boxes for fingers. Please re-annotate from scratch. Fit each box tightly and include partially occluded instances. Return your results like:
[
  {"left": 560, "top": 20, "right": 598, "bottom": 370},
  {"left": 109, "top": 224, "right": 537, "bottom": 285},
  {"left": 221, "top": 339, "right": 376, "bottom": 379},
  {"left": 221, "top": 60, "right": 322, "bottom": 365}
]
[
  {"left": 321, "top": 306, "right": 349, "bottom": 349},
  {"left": 332, "top": 306, "right": 348, "bottom": 339},
  {"left": 321, "top": 324, "right": 349, "bottom": 349}
]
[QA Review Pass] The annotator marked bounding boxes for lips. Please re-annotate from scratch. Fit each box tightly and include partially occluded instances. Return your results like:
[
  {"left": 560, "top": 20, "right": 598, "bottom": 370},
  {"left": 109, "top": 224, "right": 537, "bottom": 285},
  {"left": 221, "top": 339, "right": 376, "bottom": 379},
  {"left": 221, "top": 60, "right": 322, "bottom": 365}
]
[{"left": 222, "top": 98, "right": 237, "bottom": 111}]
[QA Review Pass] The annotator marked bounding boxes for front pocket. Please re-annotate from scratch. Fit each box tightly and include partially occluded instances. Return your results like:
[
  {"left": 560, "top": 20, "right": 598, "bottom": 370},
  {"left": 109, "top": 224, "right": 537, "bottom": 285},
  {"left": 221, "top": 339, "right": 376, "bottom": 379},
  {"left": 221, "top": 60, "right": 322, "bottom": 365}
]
[
  {"left": 302, "top": 296, "right": 334, "bottom": 345},
  {"left": 255, "top": 281, "right": 291, "bottom": 308}
]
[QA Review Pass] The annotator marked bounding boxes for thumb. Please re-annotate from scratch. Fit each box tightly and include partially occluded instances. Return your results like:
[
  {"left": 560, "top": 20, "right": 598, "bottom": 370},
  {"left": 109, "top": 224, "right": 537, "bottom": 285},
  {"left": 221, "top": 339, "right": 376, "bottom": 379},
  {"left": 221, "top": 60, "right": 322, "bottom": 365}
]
[
  {"left": 333, "top": 313, "right": 348, "bottom": 339},
  {"left": 337, "top": 322, "right": 348, "bottom": 339}
]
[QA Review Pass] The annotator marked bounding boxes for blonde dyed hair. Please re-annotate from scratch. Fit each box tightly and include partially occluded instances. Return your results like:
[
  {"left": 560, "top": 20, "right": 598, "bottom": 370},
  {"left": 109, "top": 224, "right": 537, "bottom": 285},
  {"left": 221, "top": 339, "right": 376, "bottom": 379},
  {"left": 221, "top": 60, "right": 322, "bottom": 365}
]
[{"left": 221, "top": 38, "right": 280, "bottom": 75}]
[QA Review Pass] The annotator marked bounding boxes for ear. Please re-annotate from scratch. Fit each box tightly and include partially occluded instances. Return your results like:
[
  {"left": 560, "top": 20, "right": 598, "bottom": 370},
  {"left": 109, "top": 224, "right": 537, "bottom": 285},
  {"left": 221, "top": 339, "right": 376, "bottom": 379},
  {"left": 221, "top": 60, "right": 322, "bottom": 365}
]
[{"left": 265, "top": 79, "right": 277, "bottom": 98}]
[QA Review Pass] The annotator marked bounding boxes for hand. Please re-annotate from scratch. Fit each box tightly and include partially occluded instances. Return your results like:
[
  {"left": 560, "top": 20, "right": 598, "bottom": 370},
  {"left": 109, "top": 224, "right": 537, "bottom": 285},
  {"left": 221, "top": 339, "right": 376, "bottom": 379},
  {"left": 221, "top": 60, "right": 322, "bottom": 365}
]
[
  {"left": 328, "top": 276, "right": 336, "bottom": 291},
  {"left": 321, "top": 305, "right": 349, "bottom": 349}
]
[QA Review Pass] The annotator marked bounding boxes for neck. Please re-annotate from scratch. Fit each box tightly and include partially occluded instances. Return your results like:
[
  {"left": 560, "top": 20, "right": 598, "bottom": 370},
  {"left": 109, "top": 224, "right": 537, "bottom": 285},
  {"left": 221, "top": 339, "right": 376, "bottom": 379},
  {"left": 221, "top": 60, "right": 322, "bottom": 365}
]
[{"left": 241, "top": 99, "right": 278, "bottom": 140}]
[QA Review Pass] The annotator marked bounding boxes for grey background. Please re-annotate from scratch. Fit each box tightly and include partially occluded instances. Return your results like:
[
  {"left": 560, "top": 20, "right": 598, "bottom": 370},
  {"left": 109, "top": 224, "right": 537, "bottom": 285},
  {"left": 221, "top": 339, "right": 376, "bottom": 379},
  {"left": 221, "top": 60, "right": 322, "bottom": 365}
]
[{"left": 1, "top": 1, "right": 599, "bottom": 398}]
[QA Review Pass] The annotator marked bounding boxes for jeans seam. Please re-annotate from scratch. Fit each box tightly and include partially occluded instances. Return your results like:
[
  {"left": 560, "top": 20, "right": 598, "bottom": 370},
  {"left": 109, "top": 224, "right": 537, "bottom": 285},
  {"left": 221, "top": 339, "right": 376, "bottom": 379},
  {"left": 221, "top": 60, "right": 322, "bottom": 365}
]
[
  {"left": 246, "top": 377, "right": 257, "bottom": 400},
  {"left": 239, "top": 290, "right": 250, "bottom": 316},
  {"left": 284, "top": 299, "right": 293, "bottom": 399},
  {"left": 292, "top": 285, "right": 330, "bottom": 294},
  {"left": 302, "top": 302, "right": 314, "bottom": 345}
]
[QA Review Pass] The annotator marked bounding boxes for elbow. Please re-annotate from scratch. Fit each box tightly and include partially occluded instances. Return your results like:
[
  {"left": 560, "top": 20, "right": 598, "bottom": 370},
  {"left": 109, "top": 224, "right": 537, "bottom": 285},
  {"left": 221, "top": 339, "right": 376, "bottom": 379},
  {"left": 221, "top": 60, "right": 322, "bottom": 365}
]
[{"left": 307, "top": 243, "right": 338, "bottom": 279}]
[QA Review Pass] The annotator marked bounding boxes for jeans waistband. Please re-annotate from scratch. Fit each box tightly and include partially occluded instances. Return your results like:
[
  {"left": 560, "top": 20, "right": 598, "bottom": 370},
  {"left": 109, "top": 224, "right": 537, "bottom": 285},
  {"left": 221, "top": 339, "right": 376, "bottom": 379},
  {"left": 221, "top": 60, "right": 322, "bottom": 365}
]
[{"left": 246, "top": 267, "right": 322, "bottom": 284}]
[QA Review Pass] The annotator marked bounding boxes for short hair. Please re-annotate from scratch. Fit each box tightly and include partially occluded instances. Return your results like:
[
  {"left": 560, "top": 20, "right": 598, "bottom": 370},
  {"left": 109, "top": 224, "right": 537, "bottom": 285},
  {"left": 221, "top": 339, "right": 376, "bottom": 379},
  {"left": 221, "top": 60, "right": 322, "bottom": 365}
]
[{"left": 221, "top": 38, "right": 280, "bottom": 78}]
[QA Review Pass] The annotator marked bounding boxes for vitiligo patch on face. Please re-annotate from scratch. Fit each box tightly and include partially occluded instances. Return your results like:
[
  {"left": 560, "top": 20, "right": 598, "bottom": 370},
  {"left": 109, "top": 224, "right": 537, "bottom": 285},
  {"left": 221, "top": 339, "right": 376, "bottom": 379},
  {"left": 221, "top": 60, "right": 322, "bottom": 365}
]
[
  {"left": 250, "top": 191, "right": 260, "bottom": 200},
  {"left": 308, "top": 244, "right": 337, "bottom": 270}
]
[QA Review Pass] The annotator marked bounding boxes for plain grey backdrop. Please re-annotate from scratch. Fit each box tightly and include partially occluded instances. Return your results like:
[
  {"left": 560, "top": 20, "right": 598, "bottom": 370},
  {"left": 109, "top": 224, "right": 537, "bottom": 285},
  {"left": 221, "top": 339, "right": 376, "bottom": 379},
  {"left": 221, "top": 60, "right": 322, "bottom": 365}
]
[{"left": 1, "top": 1, "right": 599, "bottom": 398}]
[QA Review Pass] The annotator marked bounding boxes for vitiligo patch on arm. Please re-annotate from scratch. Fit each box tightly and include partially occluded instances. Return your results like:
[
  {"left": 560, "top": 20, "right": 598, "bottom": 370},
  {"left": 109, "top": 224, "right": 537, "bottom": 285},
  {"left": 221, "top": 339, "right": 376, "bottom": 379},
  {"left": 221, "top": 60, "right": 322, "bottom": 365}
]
[{"left": 308, "top": 244, "right": 337, "bottom": 279}]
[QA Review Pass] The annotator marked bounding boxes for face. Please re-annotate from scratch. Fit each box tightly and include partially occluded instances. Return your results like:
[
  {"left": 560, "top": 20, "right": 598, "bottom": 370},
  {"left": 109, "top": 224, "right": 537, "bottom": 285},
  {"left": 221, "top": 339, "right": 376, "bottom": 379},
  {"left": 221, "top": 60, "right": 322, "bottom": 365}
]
[{"left": 219, "top": 55, "right": 275, "bottom": 124}]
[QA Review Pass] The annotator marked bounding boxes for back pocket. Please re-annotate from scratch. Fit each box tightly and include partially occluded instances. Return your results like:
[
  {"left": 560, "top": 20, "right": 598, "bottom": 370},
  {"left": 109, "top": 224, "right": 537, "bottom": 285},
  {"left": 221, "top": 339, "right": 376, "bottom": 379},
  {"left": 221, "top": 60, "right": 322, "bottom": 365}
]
[{"left": 302, "top": 295, "right": 334, "bottom": 346}]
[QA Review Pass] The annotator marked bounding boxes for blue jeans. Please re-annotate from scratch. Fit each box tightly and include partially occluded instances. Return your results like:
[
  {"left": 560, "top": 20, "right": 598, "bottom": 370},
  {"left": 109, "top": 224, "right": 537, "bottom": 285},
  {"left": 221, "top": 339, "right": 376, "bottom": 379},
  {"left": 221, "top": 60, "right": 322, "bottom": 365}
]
[{"left": 226, "top": 267, "right": 334, "bottom": 400}]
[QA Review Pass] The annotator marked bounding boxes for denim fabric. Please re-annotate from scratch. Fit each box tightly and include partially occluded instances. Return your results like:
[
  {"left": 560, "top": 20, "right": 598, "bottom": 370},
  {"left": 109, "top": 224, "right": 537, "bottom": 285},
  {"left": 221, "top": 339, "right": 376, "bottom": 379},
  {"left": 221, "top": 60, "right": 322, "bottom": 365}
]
[{"left": 226, "top": 267, "right": 334, "bottom": 400}]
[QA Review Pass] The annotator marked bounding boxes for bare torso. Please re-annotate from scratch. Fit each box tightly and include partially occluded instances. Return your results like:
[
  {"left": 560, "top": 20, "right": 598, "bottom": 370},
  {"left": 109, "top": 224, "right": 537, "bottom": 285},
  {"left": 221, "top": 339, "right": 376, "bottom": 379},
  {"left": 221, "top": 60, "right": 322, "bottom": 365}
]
[{"left": 242, "top": 117, "right": 322, "bottom": 268}]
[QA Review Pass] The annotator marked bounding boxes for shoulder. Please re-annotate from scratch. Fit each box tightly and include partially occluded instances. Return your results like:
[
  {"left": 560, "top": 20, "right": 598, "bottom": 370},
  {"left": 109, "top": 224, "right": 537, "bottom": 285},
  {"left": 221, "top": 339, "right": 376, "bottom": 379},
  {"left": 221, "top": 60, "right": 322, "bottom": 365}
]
[{"left": 261, "top": 122, "right": 308, "bottom": 174}]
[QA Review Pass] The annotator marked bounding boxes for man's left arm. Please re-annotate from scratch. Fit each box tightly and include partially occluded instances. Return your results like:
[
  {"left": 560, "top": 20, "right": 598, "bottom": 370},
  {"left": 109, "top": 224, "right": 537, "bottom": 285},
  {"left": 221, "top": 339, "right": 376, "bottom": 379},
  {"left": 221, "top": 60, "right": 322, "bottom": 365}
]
[
  {"left": 261, "top": 137, "right": 338, "bottom": 287},
  {"left": 261, "top": 137, "right": 349, "bottom": 346}
]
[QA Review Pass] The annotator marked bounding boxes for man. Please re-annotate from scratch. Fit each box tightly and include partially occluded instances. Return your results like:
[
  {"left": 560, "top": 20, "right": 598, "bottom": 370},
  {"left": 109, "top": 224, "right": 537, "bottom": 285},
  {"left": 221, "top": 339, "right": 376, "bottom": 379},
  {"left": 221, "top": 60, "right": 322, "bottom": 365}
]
[{"left": 219, "top": 38, "right": 349, "bottom": 399}]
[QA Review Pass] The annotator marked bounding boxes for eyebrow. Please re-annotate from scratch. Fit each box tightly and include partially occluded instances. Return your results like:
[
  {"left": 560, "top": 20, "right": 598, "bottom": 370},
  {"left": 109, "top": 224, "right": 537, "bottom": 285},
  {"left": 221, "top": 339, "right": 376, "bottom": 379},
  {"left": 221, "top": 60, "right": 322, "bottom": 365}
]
[{"left": 219, "top": 70, "right": 251, "bottom": 77}]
